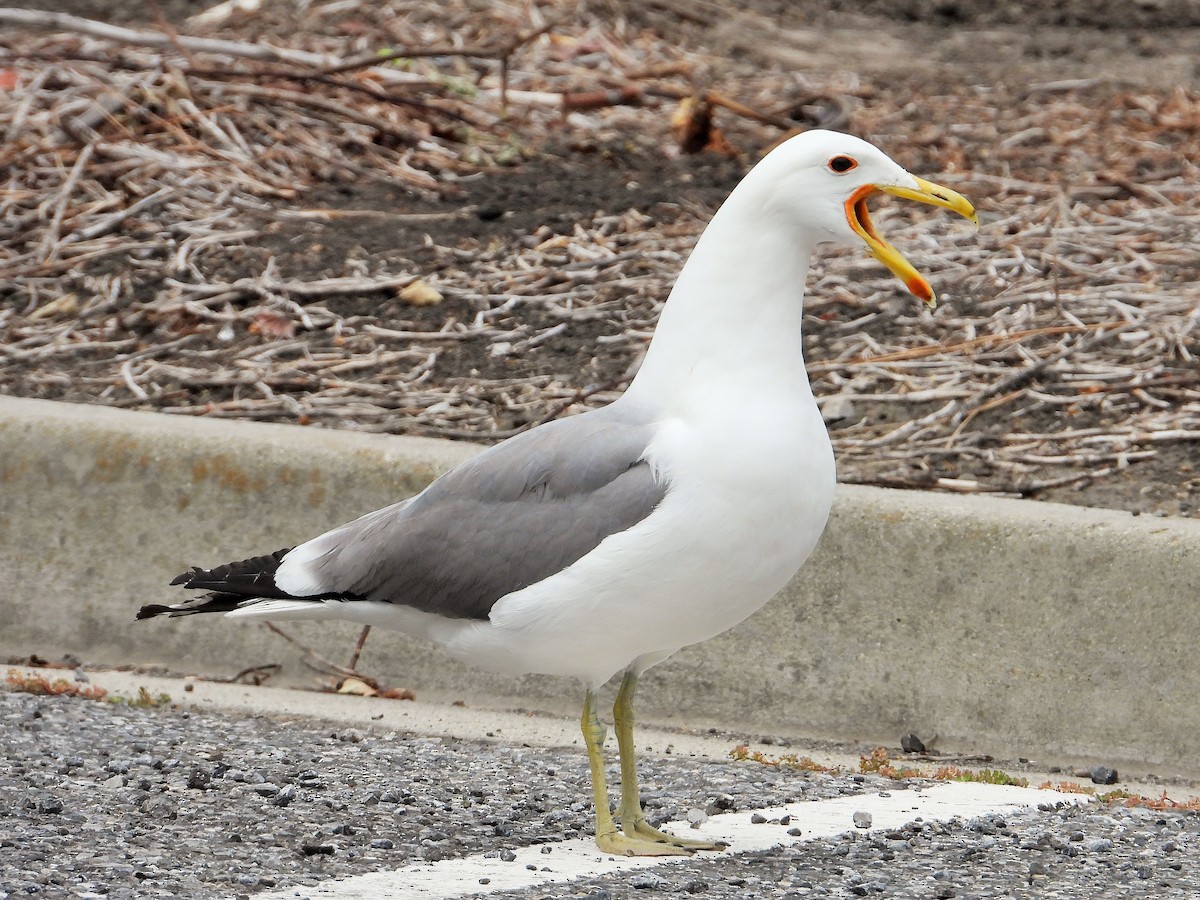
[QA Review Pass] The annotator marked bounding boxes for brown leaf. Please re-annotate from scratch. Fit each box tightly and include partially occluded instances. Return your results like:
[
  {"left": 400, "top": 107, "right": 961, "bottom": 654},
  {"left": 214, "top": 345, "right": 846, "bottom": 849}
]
[
  {"left": 399, "top": 279, "right": 444, "bottom": 306},
  {"left": 248, "top": 311, "right": 296, "bottom": 339},
  {"left": 336, "top": 676, "right": 378, "bottom": 697},
  {"left": 702, "top": 127, "right": 738, "bottom": 158},
  {"left": 378, "top": 686, "right": 416, "bottom": 700},
  {"left": 671, "top": 96, "right": 713, "bottom": 154}
]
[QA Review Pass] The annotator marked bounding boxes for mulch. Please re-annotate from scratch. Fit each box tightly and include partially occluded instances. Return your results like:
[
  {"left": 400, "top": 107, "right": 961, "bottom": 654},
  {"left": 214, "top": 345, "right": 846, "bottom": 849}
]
[{"left": 0, "top": 0, "right": 1197, "bottom": 516}]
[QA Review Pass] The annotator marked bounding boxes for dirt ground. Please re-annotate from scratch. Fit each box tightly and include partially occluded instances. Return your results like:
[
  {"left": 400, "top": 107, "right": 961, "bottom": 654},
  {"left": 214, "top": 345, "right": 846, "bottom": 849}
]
[{"left": 1, "top": 0, "right": 1198, "bottom": 516}]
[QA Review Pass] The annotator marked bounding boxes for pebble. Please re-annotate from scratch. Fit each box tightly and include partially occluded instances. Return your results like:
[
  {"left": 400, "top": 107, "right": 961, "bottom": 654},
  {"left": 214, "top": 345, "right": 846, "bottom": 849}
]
[
  {"left": 139, "top": 796, "right": 177, "bottom": 820},
  {"left": 631, "top": 873, "right": 663, "bottom": 889},
  {"left": 1089, "top": 765, "right": 1119, "bottom": 785},
  {"left": 853, "top": 810, "right": 873, "bottom": 829},
  {"left": 709, "top": 793, "right": 736, "bottom": 811}
]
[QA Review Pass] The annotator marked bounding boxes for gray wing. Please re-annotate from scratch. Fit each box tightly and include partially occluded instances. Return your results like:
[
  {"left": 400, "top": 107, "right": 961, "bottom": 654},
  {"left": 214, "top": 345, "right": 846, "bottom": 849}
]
[{"left": 294, "top": 410, "right": 666, "bottom": 620}]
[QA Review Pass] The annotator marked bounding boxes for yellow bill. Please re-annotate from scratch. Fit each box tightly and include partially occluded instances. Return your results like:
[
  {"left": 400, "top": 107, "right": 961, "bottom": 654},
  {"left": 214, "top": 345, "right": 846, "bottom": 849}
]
[{"left": 844, "top": 177, "right": 977, "bottom": 308}]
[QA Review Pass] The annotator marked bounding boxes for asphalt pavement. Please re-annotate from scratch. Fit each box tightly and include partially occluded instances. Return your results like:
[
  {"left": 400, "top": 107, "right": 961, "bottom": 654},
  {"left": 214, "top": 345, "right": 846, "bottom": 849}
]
[{"left": 2, "top": 668, "right": 1197, "bottom": 899}]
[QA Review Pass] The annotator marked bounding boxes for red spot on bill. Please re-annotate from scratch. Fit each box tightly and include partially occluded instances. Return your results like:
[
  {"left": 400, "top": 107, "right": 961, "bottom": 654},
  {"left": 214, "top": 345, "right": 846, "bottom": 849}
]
[{"left": 906, "top": 275, "right": 934, "bottom": 305}]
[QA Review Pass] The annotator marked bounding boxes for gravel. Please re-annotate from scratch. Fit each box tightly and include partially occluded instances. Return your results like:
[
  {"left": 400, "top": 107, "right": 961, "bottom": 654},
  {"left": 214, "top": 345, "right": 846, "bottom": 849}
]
[
  {"left": 484, "top": 807, "right": 1200, "bottom": 899},
  {"left": 0, "top": 689, "right": 881, "bottom": 899},
  {"left": 3, "top": 688, "right": 1197, "bottom": 899}
]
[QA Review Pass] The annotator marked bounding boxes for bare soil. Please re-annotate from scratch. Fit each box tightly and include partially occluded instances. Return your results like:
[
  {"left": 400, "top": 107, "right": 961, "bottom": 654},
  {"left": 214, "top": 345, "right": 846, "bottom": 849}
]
[{"left": 1, "top": 0, "right": 1197, "bottom": 516}]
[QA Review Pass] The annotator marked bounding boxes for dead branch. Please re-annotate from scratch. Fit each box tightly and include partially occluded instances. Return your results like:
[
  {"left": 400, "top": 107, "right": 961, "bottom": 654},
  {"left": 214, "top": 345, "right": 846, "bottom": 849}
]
[{"left": 0, "top": 7, "right": 357, "bottom": 69}]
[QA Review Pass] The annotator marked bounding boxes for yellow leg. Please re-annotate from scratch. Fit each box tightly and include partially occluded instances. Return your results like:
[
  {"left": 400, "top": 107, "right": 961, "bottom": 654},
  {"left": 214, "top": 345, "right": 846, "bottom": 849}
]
[
  {"left": 613, "top": 671, "right": 727, "bottom": 851},
  {"left": 581, "top": 689, "right": 691, "bottom": 856}
]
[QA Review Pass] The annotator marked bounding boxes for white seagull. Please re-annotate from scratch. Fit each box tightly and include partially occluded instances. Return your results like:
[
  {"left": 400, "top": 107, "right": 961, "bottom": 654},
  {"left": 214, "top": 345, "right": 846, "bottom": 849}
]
[{"left": 139, "top": 130, "right": 976, "bottom": 856}]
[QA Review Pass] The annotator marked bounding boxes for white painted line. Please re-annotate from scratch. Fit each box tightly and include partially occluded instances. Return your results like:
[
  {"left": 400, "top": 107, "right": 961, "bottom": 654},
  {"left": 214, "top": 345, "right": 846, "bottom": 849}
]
[{"left": 252, "top": 782, "right": 1088, "bottom": 900}]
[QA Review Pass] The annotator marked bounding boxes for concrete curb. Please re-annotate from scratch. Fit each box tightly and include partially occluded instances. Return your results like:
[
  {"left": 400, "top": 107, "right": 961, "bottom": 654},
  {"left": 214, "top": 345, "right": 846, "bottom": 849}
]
[{"left": 2, "top": 396, "right": 1197, "bottom": 773}]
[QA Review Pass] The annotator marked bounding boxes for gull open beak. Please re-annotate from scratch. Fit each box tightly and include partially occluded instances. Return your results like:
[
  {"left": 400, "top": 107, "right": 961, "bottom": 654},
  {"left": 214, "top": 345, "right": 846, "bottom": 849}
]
[{"left": 845, "top": 177, "right": 978, "bottom": 309}]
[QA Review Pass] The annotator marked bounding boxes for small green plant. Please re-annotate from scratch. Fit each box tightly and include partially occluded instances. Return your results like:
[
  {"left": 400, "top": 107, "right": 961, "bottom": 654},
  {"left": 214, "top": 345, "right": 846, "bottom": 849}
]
[
  {"left": 6, "top": 670, "right": 171, "bottom": 708},
  {"left": 730, "top": 744, "right": 840, "bottom": 774},
  {"left": 5, "top": 669, "right": 108, "bottom": 701},
  {"left": 858, "top": 747, "right": 924, "bottom": 780},
  {"left": 935, "top": 766, "right": 1028, "bottom": 787},
  {"left": 109, "top": 686, "right": 172, "bottom": 708},
  {"left": 1034, "top": 782, "right": 1200, "bottom": 809},
  {"left": 738, "top": 743, "right": 1027, "bottom": 785},
  {"left": 736, "top": 742, "right": 1199, "bottom": 800},
  {"left": 1096, "top": 789, "right": 1200, "bottom": 811},
  {"left": 1037, "top": 780, "right": 1096, "bottom": 795},
  {"left": 859, "top": 747, "right": 891, "bottom": 774}
]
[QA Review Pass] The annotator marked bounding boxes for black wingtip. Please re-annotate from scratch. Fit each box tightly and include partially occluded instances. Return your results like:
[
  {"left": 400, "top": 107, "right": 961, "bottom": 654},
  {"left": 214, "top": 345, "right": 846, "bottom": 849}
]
[
  {"left": 169, "top": 568, "right": 200, "bottom": 587},
  {"left": 167, "top": 549, "right": 293, "bottom": 596},
  {"left": 151, "top": 548, "right": 309, "bottom": 623},
  {"left": 137, "top": 591, "right": 250, "bottom": 620}
]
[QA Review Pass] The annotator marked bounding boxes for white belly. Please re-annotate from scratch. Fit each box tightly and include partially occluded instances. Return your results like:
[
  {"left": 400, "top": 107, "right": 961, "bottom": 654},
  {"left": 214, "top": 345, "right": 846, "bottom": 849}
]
[{"left": 440, "top": 397, "right": 836, "bottom": 686}]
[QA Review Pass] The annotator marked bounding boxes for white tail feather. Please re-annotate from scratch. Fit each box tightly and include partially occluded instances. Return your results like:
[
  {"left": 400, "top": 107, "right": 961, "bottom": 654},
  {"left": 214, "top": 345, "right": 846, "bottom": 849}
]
[{"left": 224, "top": 599, "right": 338, "bottom": 620}]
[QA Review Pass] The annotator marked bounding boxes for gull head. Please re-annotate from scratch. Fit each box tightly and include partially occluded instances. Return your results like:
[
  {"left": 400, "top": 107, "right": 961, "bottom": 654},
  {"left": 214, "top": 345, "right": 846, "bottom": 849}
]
[{"left": 756, "top": 130, "right": 978, "bottom": 308}]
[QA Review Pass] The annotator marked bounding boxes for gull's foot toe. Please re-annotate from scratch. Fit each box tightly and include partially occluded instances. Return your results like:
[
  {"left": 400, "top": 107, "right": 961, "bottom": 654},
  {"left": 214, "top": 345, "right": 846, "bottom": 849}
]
[
  {"left": 625, "top": 816, "right": 728, "bottom": 851},
  {"left": 595, "top": 829, "right": 695, "bottom": 857}
]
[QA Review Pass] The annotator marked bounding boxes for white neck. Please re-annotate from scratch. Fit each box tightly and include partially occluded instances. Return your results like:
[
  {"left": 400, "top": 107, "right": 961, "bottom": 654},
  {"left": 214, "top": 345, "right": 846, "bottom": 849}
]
[{"left": 623, "top": 197, "right": 815, "bottom": 413}]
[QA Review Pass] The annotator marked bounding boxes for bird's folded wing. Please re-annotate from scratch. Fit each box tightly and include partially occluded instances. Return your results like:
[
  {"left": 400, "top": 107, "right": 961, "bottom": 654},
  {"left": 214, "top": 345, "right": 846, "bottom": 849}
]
[{"left": 278, "top": 411, "right": 667, "bottom": 620}]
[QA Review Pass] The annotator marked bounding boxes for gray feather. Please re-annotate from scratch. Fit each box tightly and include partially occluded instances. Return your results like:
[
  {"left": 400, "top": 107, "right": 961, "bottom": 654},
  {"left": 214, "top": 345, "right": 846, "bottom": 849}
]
[{"left": 295, "top": 408, "right": 665, "bottom": 620}]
